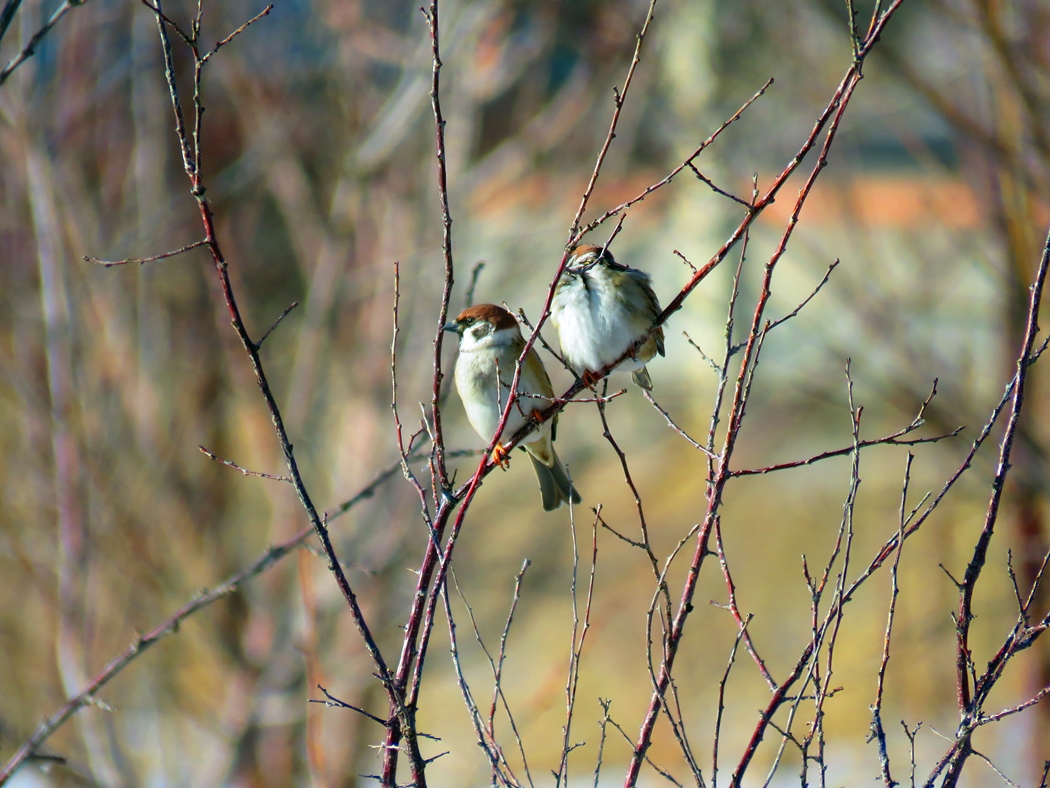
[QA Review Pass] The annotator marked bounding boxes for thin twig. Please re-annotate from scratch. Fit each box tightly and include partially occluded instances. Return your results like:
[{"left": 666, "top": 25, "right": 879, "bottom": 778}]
[
  {"left": 489, "top": 561, "right": 534, "bottom": 785},
  {"left": 201, "top": 3, "right": 272, "bottom": 63},
  {"left": 712, "top": 518, "right": 775, "bottom": 689},
  {"left": 687, "top": 163, "right": 752, "bottom": 208},
  {"left": 593, "top": 699, "right": 613, "bottom": 788},
  {"left": 867, "top": 452, "right": 912, "bottom": 788},
  {"left": 198, "top": 445, "right": 291, "bottom": 482},
  {"left": 644, "top": 390, "right": 716, "bottom": 457},
  {"left": 443, "top": 573, "right": 522, "bottom": 787},
  {"left": 711, "top": 612, "right": 750, "bottom": 788},
  {"left": 579, "top": 78, "right": 773, "bottom": 238},
  {"left": 465, "top": 261, "right": 485, "bottom": 308},
  {"left": 759, "top": 259, "right": 840, "bottom": 339},
  {"left": 310, "top": 685, "right": 390, "bottom": 728},
  {"left": 256, "top": 301, "right": 299, "bottom": 349},
  {"left": 568, "top": 0, "right": 659, "bottom": 240},
  {"left": 0, "top": 0, "right": 79, "bottom": 87},
  {"left": 556, "top": 511, "right": 599, "bottom": 787},
  {"left": 84, "top": 239, "right": 208, "bottom": 267},
  {"left": 732, "top": 380, "right": 954, "bottom": 476}
]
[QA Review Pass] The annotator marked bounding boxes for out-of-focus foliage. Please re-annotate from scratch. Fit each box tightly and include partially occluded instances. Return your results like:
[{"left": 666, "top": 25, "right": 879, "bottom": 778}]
[{"left": 1, "top": 0, "right": 1048, "bottom": 785}]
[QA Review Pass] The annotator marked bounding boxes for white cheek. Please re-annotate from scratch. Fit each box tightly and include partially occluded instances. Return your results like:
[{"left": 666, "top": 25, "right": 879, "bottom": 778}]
[{"left": 459, "top": 325, "right": 486, "bottom": 351}]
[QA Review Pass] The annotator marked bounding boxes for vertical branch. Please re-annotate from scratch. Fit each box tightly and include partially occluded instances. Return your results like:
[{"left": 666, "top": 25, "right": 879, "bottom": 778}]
[
  {"left": 152, "top": 4, "right": 387, "bottom": 676},
  {"left": 706, "top": 183, "right": 757, "bottom": 457},
  {"left": 487, "top": 561, "right": 534, "bottom": 786},
  {"left": 801, "top": 362, "right": 864, "bottom": 786},
  {"left": 593, "top": 699, "right": 614, "bottom": 788},
  {"left": 567, "top": 0, "right": 658, "bottom": 241},
  {"left": 392, "top": 260, "right": 432, "bottom": 510},
  {"left": 424, "top": 0, "right": 454, "bottom": 495},
  {"left": 442, "top": 575, "right": 520, "bottom": 787},
  {"left": 556, "top": 511, "right": 600, "bottom": 787},
  {"left": 379, "top": 6, "right": 460, "bottom": 776},
  {"left": 711, "top": 605, "right": 751, "bottom": 788},
  {"left": 712, "top": 518, "right": 774, "bottom": 688},
  {"left": 629, "top": 59, "right": 858, "bottom": 788},
  {"left": 940, "top": 227, "right": 1050, "bottom": 786},
  {"left": 153, "top": 1, "right": 194, "bottom": 180},
  {"left": 869, "top": 453, "right": 914, "bottom": 788},
  {"left": 145, "top": 3, "right": 415, "bottom": 785}
]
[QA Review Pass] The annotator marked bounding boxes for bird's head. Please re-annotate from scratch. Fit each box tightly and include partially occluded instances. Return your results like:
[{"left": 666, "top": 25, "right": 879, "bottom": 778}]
[
  {"left": 443, "top": 304, "right": 522, "bottom": 349},
  {"left": 566, "top": 243, "right": 616, "bottom": 274}
]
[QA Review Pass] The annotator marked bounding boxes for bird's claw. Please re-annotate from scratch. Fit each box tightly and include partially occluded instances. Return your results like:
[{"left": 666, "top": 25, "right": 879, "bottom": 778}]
[{"left": 491, "top": 443, "right": 511, "bottom": 470}]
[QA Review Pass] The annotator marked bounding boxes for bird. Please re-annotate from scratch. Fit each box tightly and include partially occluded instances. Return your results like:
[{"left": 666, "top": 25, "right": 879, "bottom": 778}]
[
  {"left": 444, "top": 303, "right": 582, "bottom": 511},
  {"left": 550, "top": 243, "right": 665, "bottom": 390}
]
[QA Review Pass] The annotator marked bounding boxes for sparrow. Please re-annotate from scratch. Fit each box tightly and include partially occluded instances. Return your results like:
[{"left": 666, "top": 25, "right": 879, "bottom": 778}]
[
  {"left": 444, "top": 304, "right": 582, "bottom": 511},
  {"left": 550, "top": 244, "right": 665, "bottom": 390}
]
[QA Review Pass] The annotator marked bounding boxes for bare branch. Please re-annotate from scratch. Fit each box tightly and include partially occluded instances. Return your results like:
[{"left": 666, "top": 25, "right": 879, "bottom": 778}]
[
  {"left": 84, "top": 239, "right": 208, "bottom": 267},
  {"left": 201, "top": 3, "right": 272, "bottom": 63},
  {"left": 568, "top": 0, "right": 659, "bottom": 241},
  {"left": 580, "top": 77, "right": 773, "bottom": 237},
  {"left": 198, "top": 445, "right": 291, "bottom": 482},
  {"left": 256, "top": 301, "right": 299, "bottom": 349},
  {"left": 0, "top": 0, "right": 80, "bottom": 87}
]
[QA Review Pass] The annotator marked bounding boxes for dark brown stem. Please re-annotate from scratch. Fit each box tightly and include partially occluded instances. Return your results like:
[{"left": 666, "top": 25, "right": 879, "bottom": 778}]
[
  {"left": 378, "top": 2, "right": 458, "bottom": 782},
  {"left": 148, "top": 4, "right": 417, "bottom": 785}
]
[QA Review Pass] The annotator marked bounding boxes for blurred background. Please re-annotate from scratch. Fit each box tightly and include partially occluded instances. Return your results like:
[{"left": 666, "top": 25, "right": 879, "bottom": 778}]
[{"left": 1, "top": 0, "right": 1049, "bottom": 785}]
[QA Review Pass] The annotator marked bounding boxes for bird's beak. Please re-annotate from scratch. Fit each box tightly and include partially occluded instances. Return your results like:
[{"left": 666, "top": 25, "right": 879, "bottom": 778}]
[
  {"left": 442, "top": 321, "right": 461, "bottom": 335},
  {"left": 567, "top": 256, "right": 599, "bottom": 274}
]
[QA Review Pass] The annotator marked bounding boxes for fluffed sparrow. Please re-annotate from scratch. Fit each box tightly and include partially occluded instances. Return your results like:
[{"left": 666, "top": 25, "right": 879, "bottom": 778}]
[
  {"left": 444, "top": 304, "right": 582, "bottom": 511},
  {"left": 550, "top": 244, "right": 665, "bottom": 390}
]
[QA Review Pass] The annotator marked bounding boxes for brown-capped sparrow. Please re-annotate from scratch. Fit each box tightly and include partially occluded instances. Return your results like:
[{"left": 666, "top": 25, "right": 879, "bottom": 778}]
[
  {"left": 550, "top": 244, "right": 665, "bottom": 390},
  {"left": 444, "top": 304, "right": 582, "bottom": 511}
]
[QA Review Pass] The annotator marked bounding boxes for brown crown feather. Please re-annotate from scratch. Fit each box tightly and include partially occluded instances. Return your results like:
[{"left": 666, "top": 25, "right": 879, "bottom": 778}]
[
  {"left": 569, "top": 244, "right": 616, "bottom": 266},
  {"left": 454, "top": 303, "right": 520, "bottom": 331}
]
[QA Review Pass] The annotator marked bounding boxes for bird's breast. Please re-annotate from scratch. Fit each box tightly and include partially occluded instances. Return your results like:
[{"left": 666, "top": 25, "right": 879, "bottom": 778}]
[
  {"left": 454, "top": 349, "right": 546, "bottom": 445},
  {"left": 553, "top": 276, "right": 642, "bottom": 371}
]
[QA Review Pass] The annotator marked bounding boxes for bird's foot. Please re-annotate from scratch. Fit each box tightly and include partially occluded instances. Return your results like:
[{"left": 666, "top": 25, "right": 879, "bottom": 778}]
[
  {"left": 581, "top": 370, "right": 602, "bottom": 388},
  {"left": 491, "top": 443, "right": 511, "bottom": 470}
]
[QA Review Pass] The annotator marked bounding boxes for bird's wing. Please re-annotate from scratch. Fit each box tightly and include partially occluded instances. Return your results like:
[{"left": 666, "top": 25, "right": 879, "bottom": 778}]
[{"left": 630, "top": 269, "right": 665, "bottom": 356}]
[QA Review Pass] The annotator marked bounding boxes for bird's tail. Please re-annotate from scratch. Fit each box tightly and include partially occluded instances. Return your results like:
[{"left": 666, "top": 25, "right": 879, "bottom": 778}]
[
  {"left": 528, "top": 447, "right": 582, "bottom": 512},
  {"left": 631, "top": 366, "right": 654, "bottom": 390}
]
